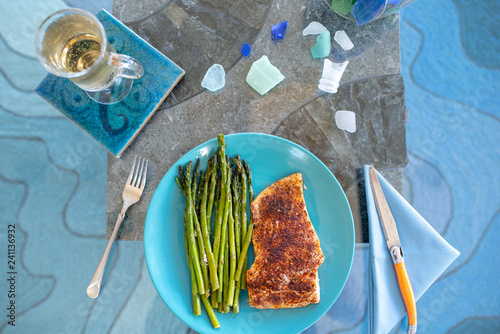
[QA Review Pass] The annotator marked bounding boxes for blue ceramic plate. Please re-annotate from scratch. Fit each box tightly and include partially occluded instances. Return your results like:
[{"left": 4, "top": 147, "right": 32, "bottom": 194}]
[{"left": 144, "top": 133, "right": 355, "bottom": 334}]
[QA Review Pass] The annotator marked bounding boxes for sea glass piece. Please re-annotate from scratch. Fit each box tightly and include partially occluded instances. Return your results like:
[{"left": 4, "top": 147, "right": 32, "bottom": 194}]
[
  {"left": 246, "top": 56, "right": 285, "bottom": 95},
  {"left": 335, "top": 110, "right": 356, "bottom": 133},
  {"left": 318, "top": 59, "right": 349, "bottom": 93},
  {"left": 353, "top": 0, "right": 386, "bottom": 25},
  {"left": 331, "top": 0, "right": 357, "bottom": 16},
  {"left": 271, "top": 20, "right": 288, "bottom": 39},
  {"left": 311, "top": 30, "right": 331, "bottom": 58},
  {"left": 201, "top": 64, "right": 225, "bottom": 92},
  {"left": 302, "top": 21, "right": 327, "bottom": 36},
  {"left": 241, "top": 43, "right": 252, "bottom": 57},
  {"left": 334, "top": 30, "right": 354, "bottom": 50}
]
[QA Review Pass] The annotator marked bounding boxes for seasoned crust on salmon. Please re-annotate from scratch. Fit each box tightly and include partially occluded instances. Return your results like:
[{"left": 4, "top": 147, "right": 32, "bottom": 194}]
[{"left": 247, "top": 173, "right": 324, "bottom": 309}]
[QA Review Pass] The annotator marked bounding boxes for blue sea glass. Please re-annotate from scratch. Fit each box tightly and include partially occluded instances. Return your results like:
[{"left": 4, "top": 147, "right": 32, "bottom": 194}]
[
  {"left": 352, "top": 0, "right": 386, "bottom": 25},
  {"left": 241, "top": 43, "right": 252, "bottom": 57},
  {"left": 271, "top": 20, "right": 288, "bottom": 39}
]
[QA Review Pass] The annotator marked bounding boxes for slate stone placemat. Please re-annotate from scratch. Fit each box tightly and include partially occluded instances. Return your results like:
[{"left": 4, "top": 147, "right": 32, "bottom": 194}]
[{"left": 107, "top": 0, "right": 407, "bottom": 242}]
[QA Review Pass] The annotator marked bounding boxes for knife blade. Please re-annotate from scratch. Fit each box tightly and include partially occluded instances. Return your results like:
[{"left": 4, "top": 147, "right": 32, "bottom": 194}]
[{"left": 369, "top": 164, "right": 417, "bottom": 334}]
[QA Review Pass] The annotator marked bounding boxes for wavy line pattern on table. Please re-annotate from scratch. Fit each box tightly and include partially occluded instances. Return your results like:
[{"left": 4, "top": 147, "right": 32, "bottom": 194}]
[
  {"left": 400, "top": 0, "right": 500, "bottom": 333},
  {"left": 0, "top": 0, "right": 498, "bottom": 333}
]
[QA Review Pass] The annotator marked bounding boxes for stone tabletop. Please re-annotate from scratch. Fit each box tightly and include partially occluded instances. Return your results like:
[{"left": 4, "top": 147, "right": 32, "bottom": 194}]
[{"left": 106, "top": 0, "right": 408, "bottom": 242}]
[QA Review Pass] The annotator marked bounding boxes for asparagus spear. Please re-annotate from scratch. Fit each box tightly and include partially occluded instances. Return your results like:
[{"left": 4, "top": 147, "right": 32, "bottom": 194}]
[
  {"left": 181, "top": 162, "right": 205, "bottom": 295},
  {"left": 226, "top": 170, "right": 238, "bottom": 306},
  {"left": 178, "top": 174, "right": 208, "bottom": 291},
  {"left": 231, "top": 156, "right": 249, "bottom": 288},
  {"left": 206, "top": 154, "right": 218, "bottom": 235},
  {"left": 235, "top": 220, "right": 253, "bottom": 284},
  {"left": 217, "top": 165, "right": 231, "bottom": 303},
  {"left": 178, "top": 138, "right": 258, "bottom": 325},
  {"left": 181, "top": 161, "right": 209, "bottom": 296},
  {"left": 196, "top": 170, "right": 205, "bottom": 212},
  {"left": 232, "top": 277, "right": 242, "bottom": 314},
  {"left": 193, "top": 209, "right": 209, "bottom": 297},
  {"left": 180, "top": 177, "right": 200, "bottom": 315},
  {"left": 235, "top": 160, "right": 254, "bottom": 284},
  {"left": 231, "top": 173, "right": 242, "bottom": 312},
  {"left": 200, "top": 295, "right": 220, "bottom": 328},
  {"left": 232, "top": 176, "right": 242, "bottom": 252},
  {"left": 232, "top": 157, "right": 248, "bottom": 242},
  {"left": 210, "top": 286, "right": 218, "bottom": 309},
  {"left": 244, "top": 160, "right": 254, "bottom": 206},
  {"left": 193, "top": 293, "right": 202, "bottom": 317},
  {"left": 223, "top": 237, "right": 229, "bottom": 311},
  {"left": 185, "top": 228, "right": 199, "bottom": 297},
  {"left": 175, "top": 177, "right": 185, "bottom": 195},
  {"left": 199, "top": 157, "right": 219, "bottom": 291},
  {"left": 213, "top": 134, "right": 227, "bottom": 265},
  {"left": 191, "top": 268, "right": 202, "bottom": 316},
  {"left": 210, "top": 182, "right": 219, "bottom": 312},
  {"left": 178, "top": 165, "right": 187, "bottom": 193},
  {"left": 191, "top": 159, "right": 200, "bottom": 201},
  {"left": 242, "top": 160, "right": 254, "bottom": 289},
  {"left": 211, "top": 167, "right": 221, "bottom": 243},
  {"left": 211, "top": 170, "right": 220, "bottom": 318},
  {"left": 222, "top": 301, "right": 230, "bottom": 314}
]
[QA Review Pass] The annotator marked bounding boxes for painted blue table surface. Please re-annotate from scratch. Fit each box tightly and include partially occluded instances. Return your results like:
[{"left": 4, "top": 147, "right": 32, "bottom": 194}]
[{"left": 0, "top": 0, "right": 499, "bottom": 333}]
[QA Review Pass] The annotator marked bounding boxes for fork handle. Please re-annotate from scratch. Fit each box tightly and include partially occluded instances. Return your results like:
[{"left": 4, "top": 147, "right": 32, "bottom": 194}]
[{"left": 87, "top": 204, "right": 129, "bottom": 298}]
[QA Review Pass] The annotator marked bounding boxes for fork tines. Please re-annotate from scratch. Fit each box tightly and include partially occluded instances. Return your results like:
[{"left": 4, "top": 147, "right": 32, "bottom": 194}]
[{"left": 127, "top": 155, "right": 149, "bottom": 189}]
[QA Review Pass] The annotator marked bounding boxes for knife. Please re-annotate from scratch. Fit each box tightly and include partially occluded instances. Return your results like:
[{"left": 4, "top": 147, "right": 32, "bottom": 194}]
[{"left": 369, "top": 165, "right": 417, "bottom": 334}]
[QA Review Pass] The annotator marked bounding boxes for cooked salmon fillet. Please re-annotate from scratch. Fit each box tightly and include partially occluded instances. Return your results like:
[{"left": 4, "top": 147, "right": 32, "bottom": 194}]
[{"left": 247, "top": 173, "right": 324, "bottom": 309}]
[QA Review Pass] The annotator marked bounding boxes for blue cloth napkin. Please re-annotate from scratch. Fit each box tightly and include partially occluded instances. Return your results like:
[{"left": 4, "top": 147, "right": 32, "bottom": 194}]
[{"left": 364, "top": 165, "right": 460, "bottom": 334}]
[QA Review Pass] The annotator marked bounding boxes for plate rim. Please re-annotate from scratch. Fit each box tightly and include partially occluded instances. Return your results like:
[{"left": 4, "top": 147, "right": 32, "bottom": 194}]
[{"left": 144, "top": 133, "right": 355, "bottom": 333}]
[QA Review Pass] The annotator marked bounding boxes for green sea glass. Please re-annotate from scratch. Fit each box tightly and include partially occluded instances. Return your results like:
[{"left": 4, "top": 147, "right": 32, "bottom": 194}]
[
  {"left": 311, "top": 30, "right": 331, "bottom": 58},
  {"left": 246, "top": 56, "right": 285, "bottom": 95},
  {"left": 331, "top": 0, "right": 357, "bottom": 16}
]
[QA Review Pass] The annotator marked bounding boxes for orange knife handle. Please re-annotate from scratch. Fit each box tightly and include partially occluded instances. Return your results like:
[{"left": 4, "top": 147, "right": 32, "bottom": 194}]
[
  {"left": 394, "top": 260, "right": 417, "bottom": 330},
  {"left": 390, "top": 246, "right": 417, "bottom": 333}
]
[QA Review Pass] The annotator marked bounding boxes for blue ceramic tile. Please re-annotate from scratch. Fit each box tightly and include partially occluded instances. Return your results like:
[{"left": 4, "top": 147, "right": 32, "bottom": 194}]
[{"left": 34, "top": 9, "right": 185, "bottom": 157}]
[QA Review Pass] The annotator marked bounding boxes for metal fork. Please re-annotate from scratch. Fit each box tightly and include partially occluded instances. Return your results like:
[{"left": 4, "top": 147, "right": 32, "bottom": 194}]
[{"left": 87, "top": 156, "right": 148, "bottom": 298}]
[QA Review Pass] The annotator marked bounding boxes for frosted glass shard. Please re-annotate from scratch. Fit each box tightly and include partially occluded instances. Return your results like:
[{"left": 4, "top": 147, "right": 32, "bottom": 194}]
[
  {"left": 201, "top": 64, "right": 226, "bottom": 92},
  {"left": 241, "top": 42, "right": 251, "bottom": 57},
  {"left": 311, "top": 30, "right": 331, "bottom": 58},
  {"left": 331, "top": 0, "right": 356, "bottom": 15},
  {"left": 318, "top": 59, "right": 349, "bottom": 93},
  {"left": 271, "top": 20, "right": 288, "bottom": 39},
  {"left": 303, "top": 21, "right": 327, "bottom": 36},
  {"left": 246, "top": 56, "right": 285, "bottom": 95},
  {"left": 335, "top": 110, "right": 356, "bottom": 133},
  {"left": 334, "top": 30, "right": 354, "bottom": 50},
  {"left": 353, "top": 0, "right": 386, "bottom": 25}
]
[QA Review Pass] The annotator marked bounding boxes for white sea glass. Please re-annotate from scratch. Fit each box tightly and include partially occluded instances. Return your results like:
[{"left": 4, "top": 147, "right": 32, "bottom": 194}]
[
  {"left": 302, "top": 21, "right": 327, "bottom": 36},
  {"left": 335, "top": 110, "right": 356, "bottom": 133},
  {"left": 201, "top": 64, "right": 225, "bottom": 92},
  {"left": 334, "top": 30, "right": 354, "bottom": 50},
  {"left": 318, "top": 59, "right": 349, "bottom": 94}
]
